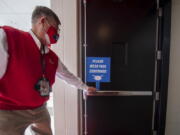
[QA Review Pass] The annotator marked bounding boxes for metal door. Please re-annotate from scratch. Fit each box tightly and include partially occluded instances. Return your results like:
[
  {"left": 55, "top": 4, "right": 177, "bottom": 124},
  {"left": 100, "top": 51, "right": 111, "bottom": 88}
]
[{"left": 78, "top": 0, "right": 171, "bottom": 135}]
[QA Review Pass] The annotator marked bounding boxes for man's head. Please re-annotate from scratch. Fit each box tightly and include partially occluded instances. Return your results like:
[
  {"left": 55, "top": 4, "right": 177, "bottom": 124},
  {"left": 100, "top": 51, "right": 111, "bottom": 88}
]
[{"left": 31, "top": 6, "right": 61, "bottom": 46}]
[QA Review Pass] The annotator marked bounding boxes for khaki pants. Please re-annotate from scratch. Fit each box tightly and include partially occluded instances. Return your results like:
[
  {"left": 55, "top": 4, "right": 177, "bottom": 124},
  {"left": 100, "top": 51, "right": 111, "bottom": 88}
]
[{"left": 0, "top": 105, "right": 52, "bottom": 135}]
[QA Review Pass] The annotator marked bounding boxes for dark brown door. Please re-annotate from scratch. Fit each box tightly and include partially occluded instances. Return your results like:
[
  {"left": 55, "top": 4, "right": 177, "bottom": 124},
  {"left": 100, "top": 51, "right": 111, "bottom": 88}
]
[{"left": 80, "top": 0, "right": 171, "bottom": 135}]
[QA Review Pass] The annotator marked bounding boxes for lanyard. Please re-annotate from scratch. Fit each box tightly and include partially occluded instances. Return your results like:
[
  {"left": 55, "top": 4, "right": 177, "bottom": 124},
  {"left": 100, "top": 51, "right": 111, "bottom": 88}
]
[
  {"left": 40, "top": 44, "right": 46, "bottom": 78},
  {"left": 35, "top": 44, "right": 52, "bottom": 96}
]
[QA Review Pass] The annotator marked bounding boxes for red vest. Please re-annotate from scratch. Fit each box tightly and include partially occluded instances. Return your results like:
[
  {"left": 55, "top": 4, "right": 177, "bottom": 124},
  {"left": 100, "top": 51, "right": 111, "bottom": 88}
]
[{"left": 0, "top": 26, "right": 58, "bottom": 110}]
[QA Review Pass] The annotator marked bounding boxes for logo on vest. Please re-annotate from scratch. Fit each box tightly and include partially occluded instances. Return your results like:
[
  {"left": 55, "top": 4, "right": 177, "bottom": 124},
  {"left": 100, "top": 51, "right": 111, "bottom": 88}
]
[{"left": 49, "top": 59, "right": 54, "bottom": 65}]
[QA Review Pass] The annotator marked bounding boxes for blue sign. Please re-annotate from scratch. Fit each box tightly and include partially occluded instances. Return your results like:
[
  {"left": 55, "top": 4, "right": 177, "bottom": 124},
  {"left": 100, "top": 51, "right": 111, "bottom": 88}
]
[{"left": 86, "top": 57, "right": 111, "bottom": 89}]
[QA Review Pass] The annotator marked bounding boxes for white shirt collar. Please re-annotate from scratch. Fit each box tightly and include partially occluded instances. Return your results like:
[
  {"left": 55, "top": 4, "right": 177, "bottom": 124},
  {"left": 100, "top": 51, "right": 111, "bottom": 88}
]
[{"left": 29, "top": 30, "right": 49, "bottom": 54}]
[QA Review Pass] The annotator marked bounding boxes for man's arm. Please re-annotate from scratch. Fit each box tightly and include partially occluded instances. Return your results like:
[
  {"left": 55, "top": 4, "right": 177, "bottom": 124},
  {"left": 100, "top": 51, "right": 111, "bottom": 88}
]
[
  {"left": 56, "top": 59, "right": 96, "bottom": 92},
  {"left": 0, "top": 29, "right": 8, "bottom": 79}
]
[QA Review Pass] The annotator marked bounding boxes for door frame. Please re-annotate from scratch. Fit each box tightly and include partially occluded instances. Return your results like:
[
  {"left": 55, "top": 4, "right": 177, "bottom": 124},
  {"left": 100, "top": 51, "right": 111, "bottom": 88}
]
[
  {"left": 154, "top": 0, "right": 172, "bottom": 135},
  {"left": 77, "top": 0, "right": 172, "bottom": 135}
]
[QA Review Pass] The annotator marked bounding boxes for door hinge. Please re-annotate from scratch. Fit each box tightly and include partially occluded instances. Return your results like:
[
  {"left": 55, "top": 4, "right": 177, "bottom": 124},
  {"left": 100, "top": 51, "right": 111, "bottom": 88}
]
[
  {"left": 152, "top": 130, "right": 158, "bottom": 135},
  {"left": 158, "top": 8, "right": 163, "bottom": 17},
  {"left": 83, "top": 0, "right": 87, "bottom": 4},
  {"left": 83, "top": 43, "right": 87, "bottom": 47},
  {"left": 154, "top": 92, "right": 160, "bottom": 101},
  {"left": 156, "top": 50, "right": 162, "bottom": 60}
]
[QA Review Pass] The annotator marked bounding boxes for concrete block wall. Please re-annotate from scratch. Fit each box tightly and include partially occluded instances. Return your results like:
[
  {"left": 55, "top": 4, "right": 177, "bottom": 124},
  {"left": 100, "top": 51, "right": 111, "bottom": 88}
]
[{"left": 165, "top": 0, "right": 180, "bottom": 134}]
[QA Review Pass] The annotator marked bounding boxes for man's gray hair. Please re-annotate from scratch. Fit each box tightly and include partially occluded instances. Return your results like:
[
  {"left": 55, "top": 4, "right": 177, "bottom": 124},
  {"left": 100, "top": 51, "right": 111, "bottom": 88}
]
[{"left": 31, "top": 6, "right": 61, "bottom": 25}]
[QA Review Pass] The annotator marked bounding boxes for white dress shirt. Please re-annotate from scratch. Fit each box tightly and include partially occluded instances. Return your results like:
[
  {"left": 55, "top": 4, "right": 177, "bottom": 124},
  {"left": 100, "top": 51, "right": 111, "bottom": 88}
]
[{"left": 0, "top": 28, "right": 88, "bottom": 91}]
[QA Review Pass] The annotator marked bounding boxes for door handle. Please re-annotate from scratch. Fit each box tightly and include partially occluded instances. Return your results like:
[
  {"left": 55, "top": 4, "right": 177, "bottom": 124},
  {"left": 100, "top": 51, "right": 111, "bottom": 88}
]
[{"left": 85, "top": 90, "right": 153, "bottom": 96}]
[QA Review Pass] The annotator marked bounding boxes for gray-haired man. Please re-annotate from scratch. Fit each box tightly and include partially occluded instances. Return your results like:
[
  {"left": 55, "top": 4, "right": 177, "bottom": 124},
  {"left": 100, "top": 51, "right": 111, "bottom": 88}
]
[{"left": 0, "top": 6, "right": 96, "bottom": 135}]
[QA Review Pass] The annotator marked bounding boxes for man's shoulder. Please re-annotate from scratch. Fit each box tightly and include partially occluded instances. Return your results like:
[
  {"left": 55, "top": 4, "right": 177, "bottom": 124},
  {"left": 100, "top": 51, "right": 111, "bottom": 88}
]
[{"left": 1, "top": 26, "right": 28, "bottom": 35}]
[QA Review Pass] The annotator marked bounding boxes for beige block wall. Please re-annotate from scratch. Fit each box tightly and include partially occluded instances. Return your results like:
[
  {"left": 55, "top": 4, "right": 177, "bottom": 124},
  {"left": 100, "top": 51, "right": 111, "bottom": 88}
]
[
  {"left": 51, "top": 0, "right": 79, "bottom": 135},
  {"left": 166, "top": 0, "right": 180, "bottom": 134}
]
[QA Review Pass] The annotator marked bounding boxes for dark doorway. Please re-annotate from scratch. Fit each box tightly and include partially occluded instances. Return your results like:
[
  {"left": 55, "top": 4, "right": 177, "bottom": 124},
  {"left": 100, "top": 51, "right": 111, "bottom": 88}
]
[
  {"left": 79, "top": 0, "right": 171, "bottom": 135},
  {"left": 85, "top": 0, "right": 156, "bottom": 91}
]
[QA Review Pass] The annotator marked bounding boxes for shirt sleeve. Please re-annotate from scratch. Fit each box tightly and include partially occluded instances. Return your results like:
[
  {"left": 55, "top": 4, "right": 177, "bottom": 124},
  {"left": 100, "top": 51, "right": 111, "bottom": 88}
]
[
  {"left": 56, "top": 58, "right": 88, "bottom": 91},
  {"left": 0, "top": 28, "right": 9, "bottom": 79}
]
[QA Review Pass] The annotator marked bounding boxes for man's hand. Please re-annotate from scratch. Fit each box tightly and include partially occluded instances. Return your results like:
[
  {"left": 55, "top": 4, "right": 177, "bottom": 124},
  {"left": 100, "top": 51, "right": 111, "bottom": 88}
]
[{"left": 87, "top": 87, "right": 96, "bottom": 93}]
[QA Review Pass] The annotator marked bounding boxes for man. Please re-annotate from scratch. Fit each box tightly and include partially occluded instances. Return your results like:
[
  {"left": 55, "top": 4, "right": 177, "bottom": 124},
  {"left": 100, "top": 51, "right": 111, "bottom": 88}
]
[{"left": 0, "top": 6, "right": 96, "bottom": 135}]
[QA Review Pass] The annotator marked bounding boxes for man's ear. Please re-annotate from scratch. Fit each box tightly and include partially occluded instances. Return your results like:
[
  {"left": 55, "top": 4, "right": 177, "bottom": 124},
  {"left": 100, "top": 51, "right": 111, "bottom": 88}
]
[{"left": 39, "top": 16, "right": 46, "bottom": 25}]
